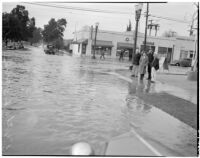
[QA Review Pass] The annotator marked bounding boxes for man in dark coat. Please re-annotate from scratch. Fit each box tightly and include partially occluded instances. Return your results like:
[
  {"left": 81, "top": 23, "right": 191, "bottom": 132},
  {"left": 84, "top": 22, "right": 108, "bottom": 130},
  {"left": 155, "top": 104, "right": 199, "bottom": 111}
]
[
  {"left": 151, "top": 53, "right": 159, "bottom": 82},
  {"left": 147, "top": 49, "right": 154, "bottom": 80}
]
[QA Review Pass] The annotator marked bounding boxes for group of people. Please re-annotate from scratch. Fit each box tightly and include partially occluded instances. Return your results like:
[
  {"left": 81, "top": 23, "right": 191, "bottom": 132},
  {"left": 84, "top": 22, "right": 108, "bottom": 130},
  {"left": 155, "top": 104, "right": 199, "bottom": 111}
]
[{"left": 131, "top": 49, "right": 159, "bottom": 83}]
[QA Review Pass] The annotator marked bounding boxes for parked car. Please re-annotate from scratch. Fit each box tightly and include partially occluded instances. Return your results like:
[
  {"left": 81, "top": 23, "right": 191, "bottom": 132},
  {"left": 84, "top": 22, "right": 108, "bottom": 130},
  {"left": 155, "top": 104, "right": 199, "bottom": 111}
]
[
  {"left": 6, "top": 45, "right": 16, "bottom": 50},
  {"left": 171, "top": 58, "right": 192, "bottom": 67},
  {"left": 44, "top": 45, "right": 55, "bottom": 55}
]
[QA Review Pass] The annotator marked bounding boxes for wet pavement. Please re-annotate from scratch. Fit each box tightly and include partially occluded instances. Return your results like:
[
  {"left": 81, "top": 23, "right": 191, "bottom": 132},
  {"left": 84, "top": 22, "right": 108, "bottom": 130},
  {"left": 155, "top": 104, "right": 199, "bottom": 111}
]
[{"left": 2, "top": 47, "right": 197, "bottom": 156}]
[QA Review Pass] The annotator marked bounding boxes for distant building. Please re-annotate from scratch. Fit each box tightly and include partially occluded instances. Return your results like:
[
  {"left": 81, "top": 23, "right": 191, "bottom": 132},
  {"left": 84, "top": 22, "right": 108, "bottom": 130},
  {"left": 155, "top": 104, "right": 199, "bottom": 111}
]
[
  {"left": 70, "top": 26, "right": 196, "bottom": 62},
  {"left": 63, "top": 39, "right": 73, "bottom": 52}
]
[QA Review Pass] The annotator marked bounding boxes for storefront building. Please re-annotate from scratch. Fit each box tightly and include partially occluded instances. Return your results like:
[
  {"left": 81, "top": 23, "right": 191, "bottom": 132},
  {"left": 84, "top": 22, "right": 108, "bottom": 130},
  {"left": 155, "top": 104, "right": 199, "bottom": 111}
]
[{"left": 70, "top": 26, "right": 195, "bottom": 63}]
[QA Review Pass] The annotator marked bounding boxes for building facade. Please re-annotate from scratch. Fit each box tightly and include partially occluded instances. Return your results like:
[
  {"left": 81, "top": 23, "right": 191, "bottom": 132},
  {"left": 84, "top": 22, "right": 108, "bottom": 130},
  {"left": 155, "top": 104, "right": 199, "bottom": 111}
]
[{"left": 70, "top": 26, "right": 196, "bottom": 63}]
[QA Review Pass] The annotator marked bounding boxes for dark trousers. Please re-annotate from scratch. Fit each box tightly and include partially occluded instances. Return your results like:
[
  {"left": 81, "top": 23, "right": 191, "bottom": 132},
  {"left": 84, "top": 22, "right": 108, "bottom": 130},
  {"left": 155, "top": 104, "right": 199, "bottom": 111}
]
[{"left": 147, "top": 63, "right": 152, "bottom": 79}]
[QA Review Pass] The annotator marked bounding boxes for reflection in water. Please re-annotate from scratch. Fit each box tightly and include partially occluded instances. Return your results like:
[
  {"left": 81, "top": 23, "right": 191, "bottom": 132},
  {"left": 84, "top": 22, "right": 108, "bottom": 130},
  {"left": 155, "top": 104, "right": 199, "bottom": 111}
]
[
  {"left": 126, "top": 80, "right": 152, "bottom": 114},
  {"left": 144, "top": 81, "right": 151, "bottom": 93}
]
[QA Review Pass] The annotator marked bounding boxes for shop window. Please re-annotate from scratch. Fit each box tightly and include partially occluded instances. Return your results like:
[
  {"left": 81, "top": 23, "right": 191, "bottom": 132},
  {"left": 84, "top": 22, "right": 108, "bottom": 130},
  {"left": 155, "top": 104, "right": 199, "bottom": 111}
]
[
  {"left": 168, "top": 48, "right": 172, "bottom": 53},
  {"left": 116, "top": 50, "right": 121, "bottom": 56},
  {"left": 158, "top": 47, "right": 168, "bottom": 54},
  {"left": 104, "top": 48, "right": 112, "bottom": 56},
  {"left": 82, "top": 44, "right": 86, "bottom": 54},
  {"left": 140, "top": 45, "right": 155, "bottom": 52},
  {"left": 116, "top": 49, "right": 131, "bottom": 57},
  {"left": 92, "top": 46, "right": 111, "bottom": 56},
  {"left": 180, "top": 50, "right": 188, "bottom": 59}
]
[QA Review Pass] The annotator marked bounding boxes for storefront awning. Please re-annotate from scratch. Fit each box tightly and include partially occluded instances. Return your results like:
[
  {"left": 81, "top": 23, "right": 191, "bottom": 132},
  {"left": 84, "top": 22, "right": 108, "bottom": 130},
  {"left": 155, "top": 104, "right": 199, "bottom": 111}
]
[
  {"left": 71, "top": 39, "right": 88, "bottom": 44},
  {"left": 92, "top": 40, "right": 113, "bottom": 47},
  {"left": 117, "top": 42, "right": 133, "bottom": 49}
]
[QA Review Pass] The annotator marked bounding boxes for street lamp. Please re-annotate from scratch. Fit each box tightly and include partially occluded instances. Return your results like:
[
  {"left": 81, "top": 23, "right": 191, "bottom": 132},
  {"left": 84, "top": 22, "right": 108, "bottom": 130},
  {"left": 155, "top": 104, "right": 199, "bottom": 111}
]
[
  {"left": 132, "top": 3, "right": 143, "bottom": 64},
  {"left": 92, "top": 22, "right": 99, "bottom": 59},
  {"left": 144, "top": 3, "right": 149, "bottom": 52}
]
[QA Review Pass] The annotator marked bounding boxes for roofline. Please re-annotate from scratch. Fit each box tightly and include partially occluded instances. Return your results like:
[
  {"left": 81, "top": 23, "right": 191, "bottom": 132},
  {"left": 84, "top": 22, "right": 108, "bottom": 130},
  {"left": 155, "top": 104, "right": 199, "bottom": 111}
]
[{"left": 76, "top": 27, "right": 194, "bottom": 42}]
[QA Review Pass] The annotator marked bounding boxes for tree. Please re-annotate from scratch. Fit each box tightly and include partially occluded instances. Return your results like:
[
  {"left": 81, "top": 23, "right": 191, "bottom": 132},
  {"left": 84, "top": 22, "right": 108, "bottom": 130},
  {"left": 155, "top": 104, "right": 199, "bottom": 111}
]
[
  {"left": 42, "top": 18, "right": 67, "bottom": 44},
  {"left": 162, "top": 30, "right": 178, "bottom": 37},
  {"left": 26, "top": 17, "right": 36, "bottom": 40},
  {"left": 28, "top": 27, "right": 42, "bottom": 45},
  {"left": 126, "top": 20, "right": 132, "bottom": 32},
  {"left": 53, "top": 38, "right": 64, "bottom": 50},
  {"left": 3, "top": 12, "right": 10, "bottom": 42},
  {"left": 3, "top": 5, "right": 35, "bottom": 45}
]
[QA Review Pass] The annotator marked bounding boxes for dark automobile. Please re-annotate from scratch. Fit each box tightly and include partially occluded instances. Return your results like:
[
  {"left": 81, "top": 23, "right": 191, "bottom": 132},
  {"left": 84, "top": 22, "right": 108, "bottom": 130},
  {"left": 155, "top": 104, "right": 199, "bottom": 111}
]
[
  {"left": 44, "top": 45, "right": 55, "bottom": 55},
  {"left": 171, "top": 58, "right": 192, "bottom": 67}
]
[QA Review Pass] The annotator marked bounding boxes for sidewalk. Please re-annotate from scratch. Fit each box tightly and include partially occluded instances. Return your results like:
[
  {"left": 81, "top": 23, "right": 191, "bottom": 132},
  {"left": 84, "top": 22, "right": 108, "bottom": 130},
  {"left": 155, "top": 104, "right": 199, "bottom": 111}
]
[
  {"left": 156, "top": 73, "right": 197, "bottom": 103},
  {"left": 113, "top": 66, "right": 197, "bottom": 129}
]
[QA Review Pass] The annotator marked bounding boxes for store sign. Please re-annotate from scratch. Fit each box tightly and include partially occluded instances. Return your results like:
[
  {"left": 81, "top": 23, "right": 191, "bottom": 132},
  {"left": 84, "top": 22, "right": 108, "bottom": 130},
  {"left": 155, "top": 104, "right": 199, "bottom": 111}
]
[{"left": 143, "top": 41, "right": 154, "bottom": 45}]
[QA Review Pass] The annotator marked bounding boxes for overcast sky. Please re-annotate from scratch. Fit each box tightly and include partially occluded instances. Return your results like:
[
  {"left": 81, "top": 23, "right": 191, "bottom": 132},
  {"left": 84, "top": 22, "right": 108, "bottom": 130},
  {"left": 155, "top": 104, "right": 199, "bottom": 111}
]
[{"left": 3, "top": 2, "right": 197, "bottom": 39}]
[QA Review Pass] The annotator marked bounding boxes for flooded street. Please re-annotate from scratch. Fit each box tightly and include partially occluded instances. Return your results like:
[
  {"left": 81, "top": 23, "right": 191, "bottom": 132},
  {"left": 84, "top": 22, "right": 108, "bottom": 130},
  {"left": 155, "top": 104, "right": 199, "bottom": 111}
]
[{"left": 2, "top": 47, "right": 197, "bottom": 156}]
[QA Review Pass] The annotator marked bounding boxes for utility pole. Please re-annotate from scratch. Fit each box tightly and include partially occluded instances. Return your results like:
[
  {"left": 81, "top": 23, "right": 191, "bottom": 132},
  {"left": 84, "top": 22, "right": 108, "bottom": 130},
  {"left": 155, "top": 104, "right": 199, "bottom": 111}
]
[
  {"left": 148, "top": 20, "right": 160, "bottom": 37},
  {"left": 143, "top": 3, "right": 149, "bottom": 52},
  {"left": 191, "top": 2, "right": 198, "bottom": 72},
  {"left": 154, "top": 24, "right": 159, "bottom": 36},
  {"left": 188, "top": 8, "right": 197, "bottom": 36},
  {"left": 148, "top": 19, "right": 153, "bottom": 36},
  {"left": 148, "top": 19, "right": 159, "bottom": 37},
  {"left": 92, "top": 22, "right": 99, "bottom": 59}
]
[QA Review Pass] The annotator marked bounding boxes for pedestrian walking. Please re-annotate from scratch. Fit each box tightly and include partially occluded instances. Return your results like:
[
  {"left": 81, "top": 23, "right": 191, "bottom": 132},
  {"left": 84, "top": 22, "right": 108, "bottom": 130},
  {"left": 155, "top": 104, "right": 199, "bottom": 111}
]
[
  {"left": 147, "top": 49, "right": 154, "bottom": 80},
  {"left": 100, "top": 50, "right": 105, "bottom": 59},
  {"left": 119, "top": 49, "right": 124, "bottom": 61},
  {"left": 131, "top": 49, "right": 141, "bottom": 77},
  {"left": 138, "top": 51, "right": 149, "bottom": 81},
  {"left": 151, "top": 53, "right": 159, "bottom": 82}
]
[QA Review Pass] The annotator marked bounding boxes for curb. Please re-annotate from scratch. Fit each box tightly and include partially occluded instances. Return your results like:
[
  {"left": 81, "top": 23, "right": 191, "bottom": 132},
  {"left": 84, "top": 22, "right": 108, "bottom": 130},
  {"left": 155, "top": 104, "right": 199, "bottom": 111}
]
[{"left": 157, "top": 72, "right": 187, "bottom": 76}]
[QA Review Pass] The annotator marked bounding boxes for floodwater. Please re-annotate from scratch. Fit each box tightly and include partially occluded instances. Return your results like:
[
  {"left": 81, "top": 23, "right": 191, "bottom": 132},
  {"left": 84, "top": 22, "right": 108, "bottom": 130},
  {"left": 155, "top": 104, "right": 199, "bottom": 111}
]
[{"left": 2, "top": 47, "right": 197, "bottom": 156}]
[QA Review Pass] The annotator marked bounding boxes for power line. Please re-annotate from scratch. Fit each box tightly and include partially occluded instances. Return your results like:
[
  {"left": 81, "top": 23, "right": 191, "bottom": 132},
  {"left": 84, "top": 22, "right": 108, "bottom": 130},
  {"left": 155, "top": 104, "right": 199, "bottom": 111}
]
[
  {"left": 148, "top": 14, "right": 191, "bottom": 24},
  {"left": 23, "top": 2, "right": 192, "bottom": 24},
  {"left": 24, "top": 2, "right": 133, "bottom": 15}
]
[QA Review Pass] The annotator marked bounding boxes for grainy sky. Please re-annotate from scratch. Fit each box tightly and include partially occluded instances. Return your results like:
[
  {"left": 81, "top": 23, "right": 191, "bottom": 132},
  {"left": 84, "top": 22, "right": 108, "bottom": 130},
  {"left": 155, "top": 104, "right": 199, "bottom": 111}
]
[{"left": 2, "top": 2, "right": 197, "bottom": 39}]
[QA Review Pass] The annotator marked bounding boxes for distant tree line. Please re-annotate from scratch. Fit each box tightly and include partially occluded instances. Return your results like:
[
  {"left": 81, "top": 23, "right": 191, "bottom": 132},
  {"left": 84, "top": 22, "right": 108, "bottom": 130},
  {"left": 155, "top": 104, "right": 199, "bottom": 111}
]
[
  {"left": 3, "top": 5, "right": 68, "bottom": 50},
  {"left": 3, "top": 5, "right": 42, "bottom": 47}
]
